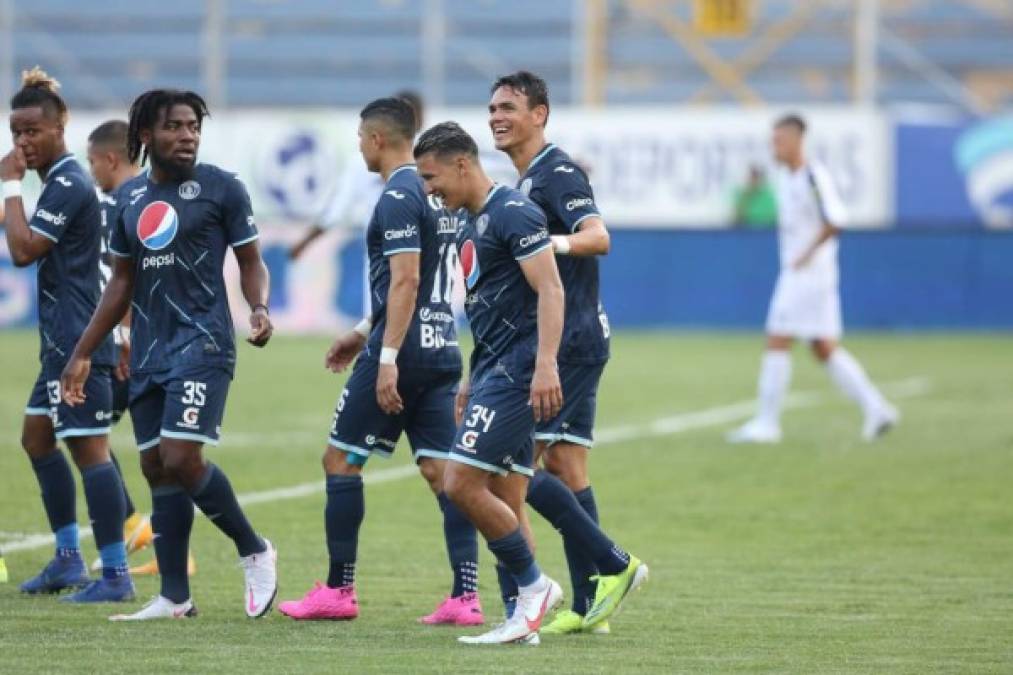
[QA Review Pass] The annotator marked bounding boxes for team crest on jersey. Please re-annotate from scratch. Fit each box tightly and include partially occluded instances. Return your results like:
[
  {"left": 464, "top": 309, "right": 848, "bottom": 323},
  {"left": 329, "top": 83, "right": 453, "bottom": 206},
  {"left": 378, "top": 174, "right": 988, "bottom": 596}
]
[
  {"left": 520, "top": 178, "right": 533, "bottom": 195},
  {"left": 476, "top": 214, "right": 490, "bottom": 237},
  {"left": 137, "top": 201, "right": 179, "bottom": 250},
  {"left": 179, "top": 181, "right": 201, "bottom": 200},
  {"left": 460, "top": 240, "right": 481, "bottom": 289}
]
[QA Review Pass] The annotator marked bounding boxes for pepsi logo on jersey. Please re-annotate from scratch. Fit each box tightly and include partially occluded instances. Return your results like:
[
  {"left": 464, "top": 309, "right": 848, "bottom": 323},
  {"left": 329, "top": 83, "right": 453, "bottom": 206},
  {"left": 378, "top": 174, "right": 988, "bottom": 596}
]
[
  {"left": 460, "top": 240, "right": 481, "bottom": 290},
  {"left": 137, "top": 201, "right": 179, "bottom": 251}
]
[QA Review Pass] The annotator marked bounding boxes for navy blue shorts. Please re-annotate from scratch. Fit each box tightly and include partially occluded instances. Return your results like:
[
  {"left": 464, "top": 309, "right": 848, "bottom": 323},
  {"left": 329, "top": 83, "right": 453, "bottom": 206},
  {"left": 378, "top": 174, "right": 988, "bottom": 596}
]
[
  {"left": 534, "top": 362, "right": 605, "bottom": 449},
  {"left": 450, "top": 377, "right": 535, "bottom": 477},
  {"left": 328, "top": 357, "right": 460, "bottom": 465},
  {"left": 111, "top": 376, "right": 130, "bottom": 425},
  {"left": 25, "top": 363, "right": 113, "bottom": 440},
  {"left": 129, "top": 364, "right": 232, "bottom": 451}
]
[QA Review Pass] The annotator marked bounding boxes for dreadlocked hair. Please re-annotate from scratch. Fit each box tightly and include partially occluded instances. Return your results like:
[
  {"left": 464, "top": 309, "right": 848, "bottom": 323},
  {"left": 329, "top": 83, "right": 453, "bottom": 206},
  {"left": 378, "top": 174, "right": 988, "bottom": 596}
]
[
  {"left": 11, "top": 66, "right": 68, "bottom": 125},
  {"left": 126, "top": 89, "right": 210, "bottom": 166}
]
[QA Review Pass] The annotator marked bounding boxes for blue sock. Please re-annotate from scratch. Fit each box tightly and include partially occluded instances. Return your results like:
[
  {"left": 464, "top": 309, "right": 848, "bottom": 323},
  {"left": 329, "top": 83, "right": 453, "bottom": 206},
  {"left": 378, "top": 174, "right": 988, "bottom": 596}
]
[
  {"left": 151, "top": 485, "right": 194, "bottom": 603},
  {"left": 487, "top": 528, "right": 540, "bottom": 588},
  {"left": 325, "top": 474, "right": 363, "bottom": 588},
  {"left": 527, "top": 470, "right": 629, "bottom": 576},
  {"left": 496, "top": 562, "right": 519, "bottom": 617},
  {"left": 30, "top": 450, "right": 79, "bottom": 554},
  {"left": 81, "top": 462, "right": 128, "bottom": 579},
  {"left": 437, "top": 492, "right": 479, "bottom": 597},
  {"left": 189, "top": 464, "right": 264, "bottom": 558},
  {"left": 566, "top": 486, "right": 601, "bottom": 614},
  {"left": 109, "top": 450, "right": 136, "bottom": 518}
]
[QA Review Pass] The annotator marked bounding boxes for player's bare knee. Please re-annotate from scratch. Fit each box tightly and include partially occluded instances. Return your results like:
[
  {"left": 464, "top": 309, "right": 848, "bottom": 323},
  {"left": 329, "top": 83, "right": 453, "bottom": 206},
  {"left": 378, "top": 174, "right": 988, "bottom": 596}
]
[
  {"left": 160, "top": 447, "right": 205, "bottom": 487},
  {"left": 811, "top": 340, "right": 836, "bottom": 362},
  {"left": 417, "top": 457, "right": 444, "bottom": 494},
  {"left": 323, "top": 446, "right": 362, "bottom": 477},
  {"left": 64, "top": 435, "right": 111, "bottom": 470},
  {"left": 139, "top": 450, "right": 168, "bottom": 486}
]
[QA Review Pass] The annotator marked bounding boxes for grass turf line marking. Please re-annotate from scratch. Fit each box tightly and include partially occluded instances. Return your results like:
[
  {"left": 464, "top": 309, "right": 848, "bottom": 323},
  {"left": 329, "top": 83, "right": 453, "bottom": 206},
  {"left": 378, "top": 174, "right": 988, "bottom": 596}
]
[{"left": 3, "top": 377, "right": 930, "bottom": 554}]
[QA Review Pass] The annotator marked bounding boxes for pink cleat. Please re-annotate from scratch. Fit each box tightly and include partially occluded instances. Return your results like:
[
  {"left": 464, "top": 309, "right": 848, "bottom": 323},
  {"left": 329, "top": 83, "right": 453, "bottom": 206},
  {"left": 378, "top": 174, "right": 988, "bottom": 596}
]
[
  {"left": 419, "top": 592, "right": 484, "bottom": 626},
  {"left": 278, "top": 582, "right": 358, "bottom": 621}
]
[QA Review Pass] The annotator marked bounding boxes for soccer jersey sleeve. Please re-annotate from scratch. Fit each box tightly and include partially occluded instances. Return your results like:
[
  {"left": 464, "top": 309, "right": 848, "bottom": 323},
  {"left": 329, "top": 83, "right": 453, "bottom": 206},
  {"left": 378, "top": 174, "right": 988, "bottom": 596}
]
[
  {"left": 501, "top": 202, "right": 551, "bottom": 261},
  {"left": 376, "top": 187, "right": 422, "bottom": 256},
  {"left": 808, "top": 164, "right": 848, "bottom": 228},
  {"left": 108, "top": 204, "right": 132, "bottom": 258},
  {"left": 543, "top": 163, "right": 601, "bottom": 232},
  {"left": 223, "top": 174, "right": 260, "bottom": 247},
  {"left": 28, "top": 175, "right": 87, "bottom": 243}
]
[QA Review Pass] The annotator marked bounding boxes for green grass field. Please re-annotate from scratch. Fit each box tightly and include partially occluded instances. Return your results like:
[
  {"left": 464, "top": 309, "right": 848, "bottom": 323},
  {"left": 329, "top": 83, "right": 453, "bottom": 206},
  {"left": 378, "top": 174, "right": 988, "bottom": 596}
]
[{"left": 1, "top": 330, "right": 1011, "bottom": 673}]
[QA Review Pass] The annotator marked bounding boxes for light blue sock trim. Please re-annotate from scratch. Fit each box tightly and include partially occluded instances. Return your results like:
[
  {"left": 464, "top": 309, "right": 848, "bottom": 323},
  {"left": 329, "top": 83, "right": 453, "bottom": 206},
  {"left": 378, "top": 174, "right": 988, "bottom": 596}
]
[{"left": 54, "top": 523, "right": 80, "bottom": 551}]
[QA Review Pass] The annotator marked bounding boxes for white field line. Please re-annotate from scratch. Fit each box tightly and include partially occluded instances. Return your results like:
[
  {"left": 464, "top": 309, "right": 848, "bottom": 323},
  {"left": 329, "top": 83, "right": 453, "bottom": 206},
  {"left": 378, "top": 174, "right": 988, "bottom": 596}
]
[{"left": 2, "top": 377, "right": 930, "bottom": 555}]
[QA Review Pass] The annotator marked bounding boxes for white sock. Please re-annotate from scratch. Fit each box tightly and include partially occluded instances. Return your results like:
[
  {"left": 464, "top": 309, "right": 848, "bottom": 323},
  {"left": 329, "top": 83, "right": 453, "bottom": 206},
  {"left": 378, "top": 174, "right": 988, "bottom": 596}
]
[
  {"left": 756, "top": 350, "right": 791, "bottom": 427},
  {"left": 826, "top": 348, "right": 885, "bottom": 416}
]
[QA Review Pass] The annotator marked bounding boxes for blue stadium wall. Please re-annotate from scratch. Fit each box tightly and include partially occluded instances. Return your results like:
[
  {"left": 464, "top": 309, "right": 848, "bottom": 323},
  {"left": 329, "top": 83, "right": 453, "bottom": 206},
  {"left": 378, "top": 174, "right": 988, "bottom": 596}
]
[{"left": 597, "top": 230, "right": 1013, "bottom": 330}]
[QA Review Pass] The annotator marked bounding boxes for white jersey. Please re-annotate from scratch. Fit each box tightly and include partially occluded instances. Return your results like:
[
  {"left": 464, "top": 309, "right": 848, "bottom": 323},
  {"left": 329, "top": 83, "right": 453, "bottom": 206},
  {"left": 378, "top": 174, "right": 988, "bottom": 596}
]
[
  {"left": 317, "top": 155, "right": 385, "bottom": 231},
  {"left": 766, "top": 161, "right": 848, "bottom": 339},
  {"left": 774, "top": 160, "right": 847, "bottom": 281}
]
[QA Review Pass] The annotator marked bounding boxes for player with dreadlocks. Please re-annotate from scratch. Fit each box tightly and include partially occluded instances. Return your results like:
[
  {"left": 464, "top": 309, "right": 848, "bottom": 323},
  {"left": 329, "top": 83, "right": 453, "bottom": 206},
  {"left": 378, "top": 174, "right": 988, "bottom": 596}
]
[
  {"left": 62, "top": 88, "right": 278, "bottom": 621},
  {"left": 2, "top": 67, "right": 134, "bottom": 602}
]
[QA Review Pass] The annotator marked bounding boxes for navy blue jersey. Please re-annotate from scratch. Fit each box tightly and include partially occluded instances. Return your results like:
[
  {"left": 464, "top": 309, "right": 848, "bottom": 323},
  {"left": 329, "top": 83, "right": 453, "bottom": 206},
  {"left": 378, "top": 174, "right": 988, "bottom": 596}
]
[
  {"left": 97, "top": 181, "right": 130, "bottom": 292},
  {"left": 456, "top": 185, "right": 551, "bottom": 389},
  {"left": 519, "top": 144, "right": 610, "bottom": 364},
  {"left": 28, "top": 154, "right": 115, "bottom": 367},
  {"left": 109, "top": 163, "right": 259, "bottom": 375},
  {"left": 364, "top": 164, "right": 461, "bottom": 371}
]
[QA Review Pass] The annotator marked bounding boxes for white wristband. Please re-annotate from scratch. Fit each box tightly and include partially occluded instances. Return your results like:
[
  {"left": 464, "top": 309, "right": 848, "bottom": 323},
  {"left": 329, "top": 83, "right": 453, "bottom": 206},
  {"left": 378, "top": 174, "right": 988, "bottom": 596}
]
[
  {"left": 379, "top": 347, "right": 398, "bottom": 365},
  {"left": 2, "top": 180, "right": 22, "bottom": 199},
  {"left": 353, "top": 317, "right": 372, "bottom": 339},
  {"left": 551, "top": 235, "right": 571, "bottom": 255}
]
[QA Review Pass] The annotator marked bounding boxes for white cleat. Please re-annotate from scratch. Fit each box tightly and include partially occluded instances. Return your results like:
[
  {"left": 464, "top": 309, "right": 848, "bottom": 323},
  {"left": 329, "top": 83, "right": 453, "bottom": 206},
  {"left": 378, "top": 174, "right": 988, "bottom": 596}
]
[
  {"left": 863, "top": 404, "right": 899, "bottom": 441},
  {"left": 459, "top": 576, "right": 562, "bottom": 645},
  {"left": 726, "top": 419, "right": 782, "bottom": 444},
  {"left": 109, "top": 595, "right": 197, "bottom": 621},
  {"left": 241, "top": 538, "right": 277, "bottom": 618}
]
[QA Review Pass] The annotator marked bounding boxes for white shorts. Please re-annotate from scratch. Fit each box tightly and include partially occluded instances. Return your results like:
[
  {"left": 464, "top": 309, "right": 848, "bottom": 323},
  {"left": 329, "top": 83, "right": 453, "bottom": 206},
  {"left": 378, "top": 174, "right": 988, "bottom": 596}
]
[{"left": 765, "top": 269, "right": 842, "bottom": 340}]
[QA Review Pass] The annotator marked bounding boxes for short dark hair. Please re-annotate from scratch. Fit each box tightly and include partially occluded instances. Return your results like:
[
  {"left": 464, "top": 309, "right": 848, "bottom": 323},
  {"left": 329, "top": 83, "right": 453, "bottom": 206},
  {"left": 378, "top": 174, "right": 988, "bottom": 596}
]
[
  {"left": 413, "top": 122, "right": 479, "bottom": 162},
  {"left": 775, "top": 113, "right": 807, "bottom": 134},
  {"left": 395, "top": 89, "right": 424, "bottom": 132},
  {"left": 360, "top": 97, "right": 416, "bottom": 142},
  {"left": 126, "top": 89, "right": 210, "bottom": 165},
  {"left": 11, "top": 67, "right": 68, "bottom": 125},
  {"left": 88, "top": 120, "right": 130, "bottom": 158},
  {"left": 491, "top": 70, "right": 550, "bottom": 121}
]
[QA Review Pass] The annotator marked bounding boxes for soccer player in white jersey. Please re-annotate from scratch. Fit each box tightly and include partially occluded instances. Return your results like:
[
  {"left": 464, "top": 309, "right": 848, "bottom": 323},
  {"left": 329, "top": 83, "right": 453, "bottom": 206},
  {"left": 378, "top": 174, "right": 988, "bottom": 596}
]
[{"left": 728, "top": 114, "right": 898, "bottom": 444}]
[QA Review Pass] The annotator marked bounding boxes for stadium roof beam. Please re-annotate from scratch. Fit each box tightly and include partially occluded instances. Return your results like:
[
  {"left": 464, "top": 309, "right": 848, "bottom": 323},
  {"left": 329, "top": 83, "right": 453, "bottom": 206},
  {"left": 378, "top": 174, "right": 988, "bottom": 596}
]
[
  {"left": 688, "top": 1, "right": 819, "bottom": 104},
  {"left": 626, "top": 0, "right": 763, "bottom": 105}
]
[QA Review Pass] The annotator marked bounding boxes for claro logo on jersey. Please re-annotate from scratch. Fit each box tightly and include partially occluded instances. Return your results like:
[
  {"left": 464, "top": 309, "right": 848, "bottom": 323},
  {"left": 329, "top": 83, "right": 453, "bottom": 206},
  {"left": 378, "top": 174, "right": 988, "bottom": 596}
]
[
  {"left": 460, "top": 239, "right": 481, "bottom": 290},
  {"left": 384, "top": 224, "right": 418, "bottom": 240},
  {"left": 565, "top": 197, "right": 594, "bottom": 211},
  {"left": 518, "top": 229, "right": 548, "bottom": 248},
  {"left": 137, "top": 201, "right": 179, "bottom": 251}
]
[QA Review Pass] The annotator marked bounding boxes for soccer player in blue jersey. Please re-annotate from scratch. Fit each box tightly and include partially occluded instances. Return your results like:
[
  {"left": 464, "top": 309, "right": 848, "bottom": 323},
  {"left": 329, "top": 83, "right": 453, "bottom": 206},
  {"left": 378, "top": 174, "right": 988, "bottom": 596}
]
[
  {"left": 279, "top": 97, "right": 482, "bottom": 625},
  {"left": 488, "top": 71, "right": 629, "bottom": 634},
  {"left": 86, "top": 120, "right": 197, "bottom": 577},
  {"left": 61, "top": 88, "right": 276, "bottom": 621},
  {"left": 86, "top": 121, "right": 151, "bottom": 568},
  {"left": 1, "top": 68, "right": 134, "bottom": 602},
  {"left": 415, "top": 122, "right": 647, "bottom": 644}
]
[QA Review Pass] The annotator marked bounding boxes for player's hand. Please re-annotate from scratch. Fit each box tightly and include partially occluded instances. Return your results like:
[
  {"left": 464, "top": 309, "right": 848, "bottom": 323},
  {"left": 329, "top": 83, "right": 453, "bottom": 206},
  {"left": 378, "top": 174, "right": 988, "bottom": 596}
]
[
  {"left": 325, "top": 332, "right": 365, "bottom": 373},
  {"left": 376, "top": 363, "right": 403, "bottom": 415},
  {"left": 529, "top": 359, "right": 563, "bottom": 422},
  {"left": 792, "top": 251, "right": 814, "bottom": 270},
  {"left": 247, "top": 306, "right": 273, "bottom": 347},
  {"left": 60, "top": 355, "right": 92, "bottom": 407},
  {"left": 0, "top": 146, "right": 27, "bottom": 181},
  {"left": 454, "top": 378, "right": 471, "bottom": 427},
  {"left": 114, "top": 337, "right": 131, "bottom": 382}
]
